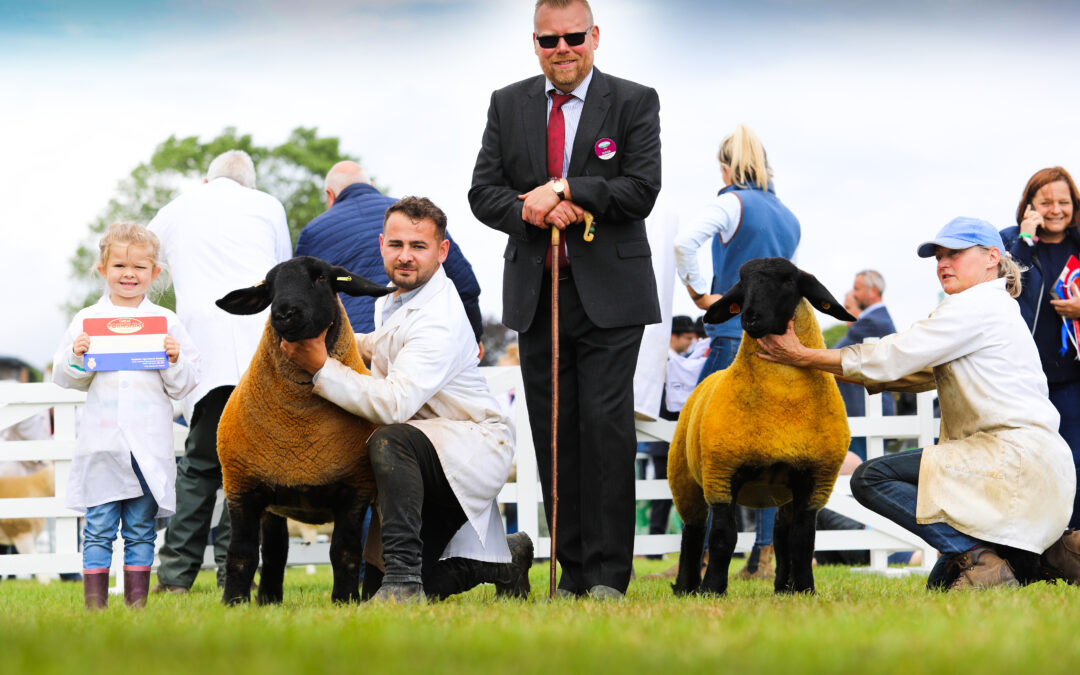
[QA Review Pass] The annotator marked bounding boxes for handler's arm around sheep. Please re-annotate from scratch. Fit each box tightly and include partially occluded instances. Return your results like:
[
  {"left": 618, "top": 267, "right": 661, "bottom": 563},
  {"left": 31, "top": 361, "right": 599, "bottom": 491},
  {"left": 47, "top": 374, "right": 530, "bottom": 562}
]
[
  {"left": 282, "top": 197, "right": 532, "bottom": 604},
  {"left": 758, "top": 217, "right": 1080, "bottom": 591}
]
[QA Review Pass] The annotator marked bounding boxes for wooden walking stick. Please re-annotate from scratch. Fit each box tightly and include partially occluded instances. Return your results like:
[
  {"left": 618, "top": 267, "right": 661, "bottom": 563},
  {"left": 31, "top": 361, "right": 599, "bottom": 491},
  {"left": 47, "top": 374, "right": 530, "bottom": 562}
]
[{"left": 549, "top": 226, "right": 560, "bottom": 599}]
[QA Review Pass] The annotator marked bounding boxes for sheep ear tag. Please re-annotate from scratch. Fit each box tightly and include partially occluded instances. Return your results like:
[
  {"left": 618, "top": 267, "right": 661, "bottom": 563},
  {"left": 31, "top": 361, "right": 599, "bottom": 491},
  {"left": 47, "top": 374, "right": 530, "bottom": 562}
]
[
  {"left": 729, "top": 303, "right": 741, "bottom": 314},
  {"left": 336, "top": 276, "right": 352, "bottom": 282}
]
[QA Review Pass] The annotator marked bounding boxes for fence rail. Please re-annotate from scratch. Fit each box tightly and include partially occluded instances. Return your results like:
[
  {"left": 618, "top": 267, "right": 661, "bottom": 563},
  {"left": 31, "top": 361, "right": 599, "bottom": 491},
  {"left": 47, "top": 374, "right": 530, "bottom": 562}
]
[{"left": 0, "top": 375, "right": 938, "bottom": 580}]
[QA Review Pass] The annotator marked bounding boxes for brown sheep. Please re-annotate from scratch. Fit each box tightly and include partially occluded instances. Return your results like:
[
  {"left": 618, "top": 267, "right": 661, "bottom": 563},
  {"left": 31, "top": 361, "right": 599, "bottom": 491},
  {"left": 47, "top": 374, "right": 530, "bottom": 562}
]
[
  {"left": 215, "top": 256, "right": 392, "bottom": 605},
  {"left": 0, "top": 465, "right": 55, "bottom": 584},
  {"left": 669, "top": 258, "right": 854, "bottom": 596}
]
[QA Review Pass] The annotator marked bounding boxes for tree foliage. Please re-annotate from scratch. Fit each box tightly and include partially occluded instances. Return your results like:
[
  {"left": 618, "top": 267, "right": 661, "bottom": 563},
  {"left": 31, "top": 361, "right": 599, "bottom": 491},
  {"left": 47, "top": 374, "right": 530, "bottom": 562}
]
[{"left": 66, "top": 127, "right": 358, "bottom": 314}]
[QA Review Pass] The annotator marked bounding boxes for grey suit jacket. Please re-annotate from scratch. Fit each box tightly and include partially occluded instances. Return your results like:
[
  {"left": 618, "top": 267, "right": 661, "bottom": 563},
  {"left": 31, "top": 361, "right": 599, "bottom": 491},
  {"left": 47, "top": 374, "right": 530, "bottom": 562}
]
[{"left": 469, "top": 68, "right": 662, "bottom": 332}]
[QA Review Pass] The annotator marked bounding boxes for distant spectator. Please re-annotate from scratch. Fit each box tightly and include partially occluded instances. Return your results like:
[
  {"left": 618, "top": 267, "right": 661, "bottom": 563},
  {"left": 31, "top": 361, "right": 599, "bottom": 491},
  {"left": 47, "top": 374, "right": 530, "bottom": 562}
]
[
  {"left": 1000, "top": 166, "right": 1080, "bottom": 528},
  {"left": 834, "top": 270, "right": 897, "bottom": 460},
  {"left": 0, "top": 356, "right": 50, "bottom": 477},
  {"left": 640, "top": 315, "right": 707, "bottom": 555},
  {"left": 149, "top": 150, "right": 291, "bottom": 594},
  {"left": 296, "top": 161, "right": 484, "bottom": 344},
  {"left": 674, "top": 123, "right": 800, "bottom": 580}
]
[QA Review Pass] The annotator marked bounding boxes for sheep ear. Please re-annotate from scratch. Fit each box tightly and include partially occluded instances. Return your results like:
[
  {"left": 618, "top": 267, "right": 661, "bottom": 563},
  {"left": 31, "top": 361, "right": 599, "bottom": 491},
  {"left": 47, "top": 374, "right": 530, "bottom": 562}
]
[
  {"left": 703, "top": 282, "right": 744, "bottom": 324},
  {"left": 328, "top": 266, "right": 396, "bottom": 297},
  {"left": 797, "top": 271, "right": 856, "bottom": 322},
  {"left": 216, "top": 282, "right": 272, "bottom": 315}
]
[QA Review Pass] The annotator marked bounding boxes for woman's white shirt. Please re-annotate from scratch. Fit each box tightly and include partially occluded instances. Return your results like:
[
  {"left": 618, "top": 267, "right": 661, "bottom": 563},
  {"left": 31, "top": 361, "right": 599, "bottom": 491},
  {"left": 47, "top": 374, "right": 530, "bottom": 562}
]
[{"left": 673, "top": 191, "right": 742, "bottom": 295}]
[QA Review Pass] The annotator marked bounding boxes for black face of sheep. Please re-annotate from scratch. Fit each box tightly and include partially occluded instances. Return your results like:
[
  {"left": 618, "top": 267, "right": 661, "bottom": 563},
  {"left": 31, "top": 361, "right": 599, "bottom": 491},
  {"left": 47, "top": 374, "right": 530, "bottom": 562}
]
[
  {"left": 704, "top": 257, "right": 855, "bottom": 338},
  {"left": 216, "top": 256, "right": 394, "bottom": 341}
]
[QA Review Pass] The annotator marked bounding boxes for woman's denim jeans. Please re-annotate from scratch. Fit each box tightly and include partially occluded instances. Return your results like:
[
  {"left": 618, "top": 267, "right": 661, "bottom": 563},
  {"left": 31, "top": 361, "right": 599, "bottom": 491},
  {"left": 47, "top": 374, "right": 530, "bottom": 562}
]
[
  {"left": 850, "top": 449, "right": 979, "bottom": 555},
  {"left": 82, "top": 457, "right": 159, "bottom": 570}
]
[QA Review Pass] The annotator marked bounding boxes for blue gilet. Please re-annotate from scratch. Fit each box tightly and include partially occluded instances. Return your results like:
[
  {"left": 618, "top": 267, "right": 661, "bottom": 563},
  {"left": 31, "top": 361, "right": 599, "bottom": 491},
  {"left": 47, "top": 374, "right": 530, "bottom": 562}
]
[{"left": 706, "top": 183, "right": 801, "bottom": 339}]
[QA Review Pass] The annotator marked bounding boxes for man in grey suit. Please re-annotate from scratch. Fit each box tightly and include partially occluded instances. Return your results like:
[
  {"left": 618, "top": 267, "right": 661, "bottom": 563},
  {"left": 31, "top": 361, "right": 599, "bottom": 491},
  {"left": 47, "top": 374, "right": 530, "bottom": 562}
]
[{"left": 469, "top": 0, "right": 661, "bottom": 598}]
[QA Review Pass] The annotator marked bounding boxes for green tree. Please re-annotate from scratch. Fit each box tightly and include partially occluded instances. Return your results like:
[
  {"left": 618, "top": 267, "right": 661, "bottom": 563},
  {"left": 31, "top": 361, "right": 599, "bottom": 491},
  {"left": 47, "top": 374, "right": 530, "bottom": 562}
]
[
  {"left": 66, "top": 126, "right": 361, "bottom": 314},
  {"left": 822, "top": 323, "right": 848, "bottom": 348}
]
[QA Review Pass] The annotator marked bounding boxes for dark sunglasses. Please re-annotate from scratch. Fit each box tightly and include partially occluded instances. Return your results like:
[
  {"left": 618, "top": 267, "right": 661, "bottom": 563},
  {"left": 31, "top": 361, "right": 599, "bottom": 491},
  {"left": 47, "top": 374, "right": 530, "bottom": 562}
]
[{"left": 536, "top": 28, "right": 591, "bottom": 49}]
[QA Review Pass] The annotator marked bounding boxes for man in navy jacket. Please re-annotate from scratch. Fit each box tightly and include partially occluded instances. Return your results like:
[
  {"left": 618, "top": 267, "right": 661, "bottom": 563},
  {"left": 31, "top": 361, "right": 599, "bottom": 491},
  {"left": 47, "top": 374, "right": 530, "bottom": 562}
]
[
  {"left": 835, "top": 269, "right": 897, "bottom": 459},
  {"left": 297, "top": 161, "right": 484, "bottom": 342}
]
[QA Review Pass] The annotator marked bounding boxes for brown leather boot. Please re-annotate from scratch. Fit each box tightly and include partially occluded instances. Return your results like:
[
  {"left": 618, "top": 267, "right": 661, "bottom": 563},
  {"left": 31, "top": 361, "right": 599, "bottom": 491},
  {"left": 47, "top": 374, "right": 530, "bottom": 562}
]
[
  {"left": 83, "top": 570, "right": 109, "bottom": 610},
  {"left": 736, "top": 544, "right": 775, "bottom": 580},
  {"left": 1042, "top": 529, "right": 1080, "bottom": 585},
  {"left": 124, "top": 566, "right": 151, "bottom": 608},
  {"left": 950, "top": 547, "right": 1019, "bottom": 590}
]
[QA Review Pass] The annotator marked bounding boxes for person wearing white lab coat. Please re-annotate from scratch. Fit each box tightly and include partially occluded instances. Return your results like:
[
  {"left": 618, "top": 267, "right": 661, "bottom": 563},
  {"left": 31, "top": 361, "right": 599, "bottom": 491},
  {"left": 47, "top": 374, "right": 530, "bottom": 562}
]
[
  {"left": 53, "top": 221, "right": 200, "bottom": 608},
  {"left": 147, "top": 149, "right": 291, "bottom": 593},
  {"left": 757, "top": 217, "right": 1077, "bottom": 591},
  {"left": 282, "top": 197, "right": 530, "bottom": 603}
]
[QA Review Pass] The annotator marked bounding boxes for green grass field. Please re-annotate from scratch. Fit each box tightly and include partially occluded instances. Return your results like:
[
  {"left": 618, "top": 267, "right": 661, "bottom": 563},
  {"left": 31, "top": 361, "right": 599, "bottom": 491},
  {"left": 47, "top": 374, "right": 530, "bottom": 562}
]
[{"left": 2, "top": 558, "right": 1077, "bottom": 675}]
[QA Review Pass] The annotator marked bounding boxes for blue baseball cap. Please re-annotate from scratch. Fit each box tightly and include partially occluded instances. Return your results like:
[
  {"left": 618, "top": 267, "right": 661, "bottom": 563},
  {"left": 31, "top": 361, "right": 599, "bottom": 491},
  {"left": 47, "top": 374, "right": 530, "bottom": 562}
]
[{"left": 916, "top": 217, "right": 1003, "bottom": 258}]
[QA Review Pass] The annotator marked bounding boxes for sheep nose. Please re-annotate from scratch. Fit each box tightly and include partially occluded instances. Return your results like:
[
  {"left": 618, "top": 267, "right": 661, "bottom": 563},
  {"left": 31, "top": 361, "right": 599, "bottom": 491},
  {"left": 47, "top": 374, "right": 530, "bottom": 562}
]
[{"left": 275, "top": 305, "right": 300, "bottom": 325}]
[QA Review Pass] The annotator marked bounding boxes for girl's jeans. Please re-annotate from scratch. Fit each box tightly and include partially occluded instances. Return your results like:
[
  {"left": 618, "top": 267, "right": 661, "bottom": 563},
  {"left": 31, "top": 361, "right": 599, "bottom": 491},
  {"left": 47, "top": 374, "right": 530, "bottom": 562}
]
[{"left": 82, "top": 456, "right": 159, "bottom": 570}]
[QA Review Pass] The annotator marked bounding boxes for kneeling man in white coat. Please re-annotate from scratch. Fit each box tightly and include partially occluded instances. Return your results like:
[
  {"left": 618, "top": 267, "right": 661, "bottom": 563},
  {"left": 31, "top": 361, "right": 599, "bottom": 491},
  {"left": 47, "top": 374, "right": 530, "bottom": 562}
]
[{"left": 282, "top": 196, "right": 531, "bottom": 602}]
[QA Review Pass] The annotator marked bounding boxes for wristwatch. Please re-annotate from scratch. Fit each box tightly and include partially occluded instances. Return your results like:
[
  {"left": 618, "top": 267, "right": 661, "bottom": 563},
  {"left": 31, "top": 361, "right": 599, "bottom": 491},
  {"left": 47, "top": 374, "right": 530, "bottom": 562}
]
[{"left": 550, "top": 179, "right": 566, "bottom": 200}]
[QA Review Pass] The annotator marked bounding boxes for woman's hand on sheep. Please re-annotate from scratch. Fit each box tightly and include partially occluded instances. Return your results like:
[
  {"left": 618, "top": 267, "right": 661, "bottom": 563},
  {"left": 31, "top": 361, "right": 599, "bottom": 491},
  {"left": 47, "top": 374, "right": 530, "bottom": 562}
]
[
  {"left": 755, "top": 321, "right": 808, "bottom": 365},
  {"left": 756, "top": 321, "right": 846, "bottom": 375},
  {"left": 280, "top": 328, "right": 329, "bottom": 376},
  {"left": 685, "top": 284, "right": 721, "bottom": 310},
  {"left": 164, "top": 336, "right": 180, "bottom": 363}
]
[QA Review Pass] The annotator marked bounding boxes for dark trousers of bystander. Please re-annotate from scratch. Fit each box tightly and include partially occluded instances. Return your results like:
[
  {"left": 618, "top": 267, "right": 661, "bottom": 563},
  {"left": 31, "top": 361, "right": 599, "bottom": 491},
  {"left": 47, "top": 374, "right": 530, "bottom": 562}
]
[{"left": 156, "top": 386, "right": 232, "bottom": 589}]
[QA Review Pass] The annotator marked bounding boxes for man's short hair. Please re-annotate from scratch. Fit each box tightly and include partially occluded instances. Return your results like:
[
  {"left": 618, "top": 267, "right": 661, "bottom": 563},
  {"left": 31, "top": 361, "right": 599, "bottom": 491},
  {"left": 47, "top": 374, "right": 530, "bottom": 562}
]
[
  {"left": 383, "top": 196, "right": 448, "bottom": 241},
  {"left": 856, "top": 269, "right": 885, "bottom": 295},
  {"left": 206, "top": 150, "right": 257, "bottom": 188},
  {"left": 535, "top": 0, "right": 593, "bottom": 25}
]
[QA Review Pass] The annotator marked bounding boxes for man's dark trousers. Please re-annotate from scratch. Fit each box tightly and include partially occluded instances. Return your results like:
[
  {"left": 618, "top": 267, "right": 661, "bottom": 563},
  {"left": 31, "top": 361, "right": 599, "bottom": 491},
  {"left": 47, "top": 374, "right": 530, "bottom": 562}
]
[
  {"left": 156, "top": 386, "right": 232, "bottom": 588},
  {"left": 519, "top": 273, "right": 643, "bottom": 594}
]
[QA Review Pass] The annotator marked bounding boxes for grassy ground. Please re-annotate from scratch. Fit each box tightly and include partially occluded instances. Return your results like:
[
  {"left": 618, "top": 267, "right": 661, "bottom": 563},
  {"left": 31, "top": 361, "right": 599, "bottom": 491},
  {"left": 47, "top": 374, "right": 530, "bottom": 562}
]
[{"left": 1, "top": 557, "right": 1077, "bottom": 675}]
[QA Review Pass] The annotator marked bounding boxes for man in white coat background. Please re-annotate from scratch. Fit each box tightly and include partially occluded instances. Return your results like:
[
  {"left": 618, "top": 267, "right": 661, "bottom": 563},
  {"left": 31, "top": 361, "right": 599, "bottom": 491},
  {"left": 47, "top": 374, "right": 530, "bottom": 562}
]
[
  {"left": 149, "top": 150, "right": 292, "bottom": 593},
  {"left": 282, "top": 196, "right": 532, "bottom": 603}
]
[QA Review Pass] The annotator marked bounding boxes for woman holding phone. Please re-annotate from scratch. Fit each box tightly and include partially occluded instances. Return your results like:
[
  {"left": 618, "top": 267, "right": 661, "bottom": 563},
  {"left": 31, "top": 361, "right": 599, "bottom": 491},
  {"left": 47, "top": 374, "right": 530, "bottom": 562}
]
[{"left": 1000, "top": 167, "right": 1080, "bottom": 529}]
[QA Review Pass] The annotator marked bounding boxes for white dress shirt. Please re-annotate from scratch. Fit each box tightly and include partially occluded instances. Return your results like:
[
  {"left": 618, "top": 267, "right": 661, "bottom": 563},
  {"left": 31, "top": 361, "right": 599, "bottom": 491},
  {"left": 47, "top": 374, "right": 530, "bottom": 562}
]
[{"left": 673, "top": 191, "right": 743, "bottom": 295}]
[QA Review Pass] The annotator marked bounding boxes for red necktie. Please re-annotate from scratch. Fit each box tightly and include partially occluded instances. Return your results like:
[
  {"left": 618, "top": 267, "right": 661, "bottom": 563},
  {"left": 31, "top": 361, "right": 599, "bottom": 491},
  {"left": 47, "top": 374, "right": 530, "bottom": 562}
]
[{"left": 545, "top": 92, "right": 574, "bottom": 270}]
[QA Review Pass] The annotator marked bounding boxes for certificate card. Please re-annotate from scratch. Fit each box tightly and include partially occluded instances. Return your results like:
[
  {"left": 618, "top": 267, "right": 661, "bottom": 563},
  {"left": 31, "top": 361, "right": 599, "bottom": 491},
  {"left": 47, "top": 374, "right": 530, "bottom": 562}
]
[{"left": 82, "top": 316, "right": 169, "bottom": 371}]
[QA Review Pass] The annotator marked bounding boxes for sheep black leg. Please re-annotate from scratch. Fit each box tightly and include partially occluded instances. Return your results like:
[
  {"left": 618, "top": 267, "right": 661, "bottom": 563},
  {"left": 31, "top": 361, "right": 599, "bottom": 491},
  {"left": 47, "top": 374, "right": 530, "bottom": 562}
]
[
  {"left": 773, "top": 503, "right": 794, "bottom": 594},
  {"left": 672, "top": 518, "right": 706, "bottom": 595},
  {"left": 787, "top": 473, "right": 818, "bottom": 594},
  {"left": 257, "top": 512, "right": 287, "bottom": 605},
  {"left": 701, "top": 502, "right": 738, "bottom": 595},
  {"left": 222, "top": 494, "right": 264, "bottom": 605},
  {"left": 788, "top": 506, "right": 818, "bottom": 594},
  {"left": 329, "top": 500, "right": 368, "bottom": 603}
]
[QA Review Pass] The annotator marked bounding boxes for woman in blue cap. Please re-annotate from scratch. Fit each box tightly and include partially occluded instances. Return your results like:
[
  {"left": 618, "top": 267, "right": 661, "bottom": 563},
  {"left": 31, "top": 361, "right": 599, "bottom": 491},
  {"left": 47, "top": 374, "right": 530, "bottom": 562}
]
[
  {"left": 756, "top": 217, "right": 1079, "bottom": 591},
  {"left": 1000, "top": 167, "right": 1080, "bottom": 530}
]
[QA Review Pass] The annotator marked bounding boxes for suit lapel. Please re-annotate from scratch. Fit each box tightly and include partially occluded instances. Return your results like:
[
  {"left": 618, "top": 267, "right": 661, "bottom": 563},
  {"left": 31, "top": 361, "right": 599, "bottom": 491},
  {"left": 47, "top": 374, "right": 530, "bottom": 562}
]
[
  {"left": 522, "top": 77, "right": 549, "bottom": 184},
  {"left": 569, "top": 68, "right": 610, "bottom": 177}
]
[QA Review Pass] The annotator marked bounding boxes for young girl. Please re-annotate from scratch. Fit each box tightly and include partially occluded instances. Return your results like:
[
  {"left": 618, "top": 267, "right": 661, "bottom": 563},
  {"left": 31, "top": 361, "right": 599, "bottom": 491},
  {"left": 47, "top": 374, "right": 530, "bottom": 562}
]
[{"left": 53, "top": 222, "right": 200, "bottom": 609}]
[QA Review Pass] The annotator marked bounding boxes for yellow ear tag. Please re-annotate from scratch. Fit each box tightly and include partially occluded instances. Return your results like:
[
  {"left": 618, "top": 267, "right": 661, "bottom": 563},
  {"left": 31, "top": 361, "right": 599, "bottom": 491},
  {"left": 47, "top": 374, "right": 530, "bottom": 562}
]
[
  {"left": 253, "top": 280, "right": 265, "bottom": 287},
  {"left": 729, "top": 303, "right": 741, "bottom": 314},
  {"left": 336, "top": 276, "right": 352, "bottom": 282},
  {"left": 821, "top": 302, "right": 831, "bottom": 310}
]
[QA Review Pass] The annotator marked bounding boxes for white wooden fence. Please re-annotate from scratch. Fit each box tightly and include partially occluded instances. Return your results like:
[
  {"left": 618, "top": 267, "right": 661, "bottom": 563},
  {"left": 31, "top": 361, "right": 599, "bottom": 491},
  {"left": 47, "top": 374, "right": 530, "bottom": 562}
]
[{"left": 0, "top": 374, "right": 938, "bottom": 580}]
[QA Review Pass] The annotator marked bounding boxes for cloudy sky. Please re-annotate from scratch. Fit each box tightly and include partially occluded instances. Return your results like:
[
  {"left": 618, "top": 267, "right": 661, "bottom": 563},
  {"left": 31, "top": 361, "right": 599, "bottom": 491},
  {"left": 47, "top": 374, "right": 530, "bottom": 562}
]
[{"left": 2, "top": 0, "right": 1079, "bottom": 369}]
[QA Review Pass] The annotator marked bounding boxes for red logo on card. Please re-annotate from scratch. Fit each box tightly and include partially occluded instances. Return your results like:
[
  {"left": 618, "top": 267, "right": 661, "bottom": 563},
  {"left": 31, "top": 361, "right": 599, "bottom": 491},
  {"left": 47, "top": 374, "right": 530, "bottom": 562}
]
[{"left": 106, "top": 318, "right": 145, "bottom": 334}]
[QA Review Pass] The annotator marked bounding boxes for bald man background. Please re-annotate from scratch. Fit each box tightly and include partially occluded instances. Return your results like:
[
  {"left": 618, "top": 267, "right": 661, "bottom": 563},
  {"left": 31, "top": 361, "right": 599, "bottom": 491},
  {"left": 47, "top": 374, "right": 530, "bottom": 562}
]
[{"left": 296, "top": 161, "right": 484, "bottom": 339}]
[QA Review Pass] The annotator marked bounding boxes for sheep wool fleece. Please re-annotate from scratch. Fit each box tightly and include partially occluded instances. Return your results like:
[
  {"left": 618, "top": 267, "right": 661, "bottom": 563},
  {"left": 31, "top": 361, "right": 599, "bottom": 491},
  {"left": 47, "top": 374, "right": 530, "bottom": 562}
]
[
  {"left": 217, "top": 306, "right": 378, "bottom": 507},
  {"left": 669, "top": 300, "right": 849, "bottom": 522}
]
